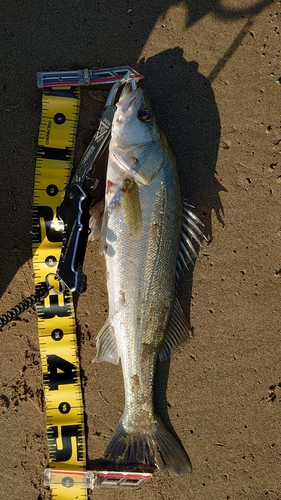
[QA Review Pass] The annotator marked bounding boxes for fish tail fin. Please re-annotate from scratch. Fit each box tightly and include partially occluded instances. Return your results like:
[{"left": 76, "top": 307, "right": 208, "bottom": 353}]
[{"left": 102, "top": 414, "right": 192, "bottom": 476}]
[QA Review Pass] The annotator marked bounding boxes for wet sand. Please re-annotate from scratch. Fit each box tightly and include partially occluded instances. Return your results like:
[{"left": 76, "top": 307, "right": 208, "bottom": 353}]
[{"left": 0, "top": 1, "right": 280, "bottom": 499}]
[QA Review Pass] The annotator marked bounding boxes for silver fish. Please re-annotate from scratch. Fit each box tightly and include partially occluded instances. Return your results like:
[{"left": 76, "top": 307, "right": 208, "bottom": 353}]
[{"left": 89, "top": 82, "right": 205, "bottom": 476}]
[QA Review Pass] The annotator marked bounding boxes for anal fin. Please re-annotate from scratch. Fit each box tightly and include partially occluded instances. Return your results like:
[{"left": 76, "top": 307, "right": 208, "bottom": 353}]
[
  {"left": 159, "top": 297, "right": 189, "bottom": 362},
  {"left": 93, "top": 320, "right": 119, "bottom": 364}
]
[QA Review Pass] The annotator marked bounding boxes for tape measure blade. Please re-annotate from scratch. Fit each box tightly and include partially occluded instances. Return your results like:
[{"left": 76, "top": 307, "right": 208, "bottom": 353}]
[{"left": 33, "top": 85, "right": 87, "bottom": 499}]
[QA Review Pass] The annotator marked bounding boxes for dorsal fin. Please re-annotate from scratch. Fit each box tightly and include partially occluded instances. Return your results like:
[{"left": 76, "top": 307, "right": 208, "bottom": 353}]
[{"left": 176, "top": 201, "right": 207, "bottom": 282}]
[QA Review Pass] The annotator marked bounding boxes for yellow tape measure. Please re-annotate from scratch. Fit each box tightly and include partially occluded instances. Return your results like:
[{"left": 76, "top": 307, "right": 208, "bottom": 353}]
[{"left": 32, "top": 86, "right": 87, "bottom": 499}]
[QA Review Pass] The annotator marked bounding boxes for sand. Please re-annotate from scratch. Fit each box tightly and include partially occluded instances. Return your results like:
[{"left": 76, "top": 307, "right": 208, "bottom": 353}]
[{"left": 0, "top": 1, "right": 280, "bottom": 499}]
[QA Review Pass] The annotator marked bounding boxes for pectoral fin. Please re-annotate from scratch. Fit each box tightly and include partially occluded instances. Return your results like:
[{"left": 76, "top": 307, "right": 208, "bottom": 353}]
[{"left": 121, "top": 179, "right": 142, "bottom": 238}]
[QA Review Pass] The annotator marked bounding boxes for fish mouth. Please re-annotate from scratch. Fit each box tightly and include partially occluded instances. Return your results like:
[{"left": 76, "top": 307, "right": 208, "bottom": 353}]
[{"left": 117, "top": 86, "right": 144, "bottom": 118}]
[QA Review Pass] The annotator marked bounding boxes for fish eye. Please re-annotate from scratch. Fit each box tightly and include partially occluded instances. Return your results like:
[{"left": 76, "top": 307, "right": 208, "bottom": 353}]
[{"left": 138, "top": 108, "right": 154, "bottom": 123}]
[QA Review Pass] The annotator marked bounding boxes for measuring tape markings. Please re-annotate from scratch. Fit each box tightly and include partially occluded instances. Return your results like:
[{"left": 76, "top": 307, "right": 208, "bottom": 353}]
[{"left": 32, "top": 86, "right": 87, "bottom": 498}]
